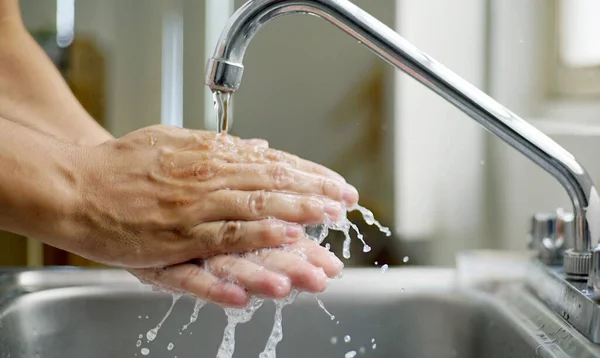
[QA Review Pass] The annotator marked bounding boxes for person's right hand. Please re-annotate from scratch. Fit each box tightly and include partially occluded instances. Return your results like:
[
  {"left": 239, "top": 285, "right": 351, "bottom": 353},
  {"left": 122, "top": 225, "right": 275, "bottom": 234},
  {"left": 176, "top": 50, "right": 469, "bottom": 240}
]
[{"left": 56, "top": 125, "right": 357, "bottom": 289}]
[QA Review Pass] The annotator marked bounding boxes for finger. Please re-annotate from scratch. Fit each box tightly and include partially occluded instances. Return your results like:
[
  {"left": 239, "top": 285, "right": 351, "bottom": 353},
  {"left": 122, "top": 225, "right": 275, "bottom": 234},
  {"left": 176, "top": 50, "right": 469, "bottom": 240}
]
[
  {"left": 285, "top": 239, "right": 344, "bottom": 278},
  {"left": 244, "top": 246, "right": 329, "bottom": 293},
  {"left": 207, "top": 163, "right": 358, "bottom": 207},
  {"left": 206, "top": 255, "right": 291, "bottom": 298},
  {"left": 249, "top": 148, "right": 347, "bottom": 183},
  {"left": 129, "top": 265, "right": 249, "bottom": 308},
  {"left": 184, "top": 219, "right": 304, "bottom": 258},
  {"left": 241, "top": 138, "right": 269, "bottom": 148},
  {"left": 198, "top": 190, "right": 344, "bottom": 224}
]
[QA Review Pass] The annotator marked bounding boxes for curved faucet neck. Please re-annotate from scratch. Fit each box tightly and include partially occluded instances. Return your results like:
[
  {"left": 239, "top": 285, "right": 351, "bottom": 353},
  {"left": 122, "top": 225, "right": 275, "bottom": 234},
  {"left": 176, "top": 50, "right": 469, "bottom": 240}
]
[{"left": 205, "top": 0, "right": 600, "bottom": 273}]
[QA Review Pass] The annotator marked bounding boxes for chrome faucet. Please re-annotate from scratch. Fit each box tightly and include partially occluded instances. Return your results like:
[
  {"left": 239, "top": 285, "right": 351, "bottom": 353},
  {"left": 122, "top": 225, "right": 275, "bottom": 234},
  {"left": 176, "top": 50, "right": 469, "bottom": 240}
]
[{"left": 205, "top": 0, "right": 600, "bottom": 340}]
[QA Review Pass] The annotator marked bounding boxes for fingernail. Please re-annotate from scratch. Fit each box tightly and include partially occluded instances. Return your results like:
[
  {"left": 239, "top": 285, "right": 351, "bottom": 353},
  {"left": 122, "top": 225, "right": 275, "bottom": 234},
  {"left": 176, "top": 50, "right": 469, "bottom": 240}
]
[
  {"left": 330, "top": 252, "right": 344, "bottom": 271},
  {"left": 343, "top": 185, "right": 359, "bottom": 206},
  {"left": 222, "top": 285, "right": 249, "bottom": 307},
  {"left": 285, "top": 224, "right": 303, "bottom": 239}
]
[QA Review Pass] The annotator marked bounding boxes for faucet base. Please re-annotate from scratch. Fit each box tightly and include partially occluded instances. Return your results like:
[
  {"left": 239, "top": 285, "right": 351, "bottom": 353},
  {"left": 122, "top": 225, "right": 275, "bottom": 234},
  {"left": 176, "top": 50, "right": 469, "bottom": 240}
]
[{"left": 526, "top": 259, "right": 600, "bottom": 344}]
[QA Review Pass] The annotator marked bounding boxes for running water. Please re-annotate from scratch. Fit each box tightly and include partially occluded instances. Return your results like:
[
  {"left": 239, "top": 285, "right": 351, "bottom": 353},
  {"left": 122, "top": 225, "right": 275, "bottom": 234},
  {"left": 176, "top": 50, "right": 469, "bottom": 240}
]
[
  {"left": 146, "top": 293, "right": 183, "bottom": 342},
  {"left": 136, "top": 91, "right": 392, "bottom": 357},
  {"left": 180, "top": 299, "right": 206, "bottom": 333},
  {"left": 213, "top": 91, "right": 232, "bottom": 134},
  {"left": 259, "top": 290, "right": 300, "bottom": 358},
  {"left": 216, "top": 297, "right": 265, "bottom": 358}
]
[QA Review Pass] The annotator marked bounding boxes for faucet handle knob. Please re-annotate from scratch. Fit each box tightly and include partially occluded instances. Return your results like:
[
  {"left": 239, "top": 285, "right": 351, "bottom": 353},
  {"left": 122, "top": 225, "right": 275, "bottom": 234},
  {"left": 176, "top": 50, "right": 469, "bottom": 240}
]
[{"left": 528, "top": 209, "right": 573, "bottom": 265}]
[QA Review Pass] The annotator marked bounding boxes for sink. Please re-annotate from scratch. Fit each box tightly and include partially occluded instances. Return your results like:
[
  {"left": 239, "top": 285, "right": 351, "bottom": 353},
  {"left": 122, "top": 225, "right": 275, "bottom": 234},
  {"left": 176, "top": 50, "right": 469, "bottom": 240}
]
[{"left": 1, "top": 268, "right": 599, "bottom": 358}]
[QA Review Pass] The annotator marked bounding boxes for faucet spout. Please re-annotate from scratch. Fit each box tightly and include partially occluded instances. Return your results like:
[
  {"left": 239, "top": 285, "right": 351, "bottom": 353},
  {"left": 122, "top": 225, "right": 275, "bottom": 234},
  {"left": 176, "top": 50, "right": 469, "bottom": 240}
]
[{"left": 205, "top": 0, "right": 600, "bottom": 276}]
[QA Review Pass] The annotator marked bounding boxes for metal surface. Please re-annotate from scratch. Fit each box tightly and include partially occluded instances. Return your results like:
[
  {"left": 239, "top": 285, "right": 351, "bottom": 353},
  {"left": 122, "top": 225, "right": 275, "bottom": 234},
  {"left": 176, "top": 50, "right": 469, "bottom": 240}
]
[
  {"left": 528, "top": 210, "right": 573, "bottom": 266},
  {"left": 526, "top": 258, "right": 600, "bottom": 345},
  {"left": 1, "top": 268, "right": 600, "bottom": 358},
  {"left": 204, "top": 0, "right": 600, "bottom": 277}
]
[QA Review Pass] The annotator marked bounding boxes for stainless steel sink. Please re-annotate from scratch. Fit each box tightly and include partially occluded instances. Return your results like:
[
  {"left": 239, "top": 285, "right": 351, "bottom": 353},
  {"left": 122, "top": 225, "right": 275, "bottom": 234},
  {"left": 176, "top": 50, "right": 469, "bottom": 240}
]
[{"left": 0, "top": 268, "right": 599, "bottom": 358}]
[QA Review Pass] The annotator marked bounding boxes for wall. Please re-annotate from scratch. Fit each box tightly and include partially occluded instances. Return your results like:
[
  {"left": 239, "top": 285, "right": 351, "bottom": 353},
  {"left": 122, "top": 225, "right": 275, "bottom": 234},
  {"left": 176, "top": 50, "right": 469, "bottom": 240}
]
[
  {"left": 393, "top": 0, "right": 487, "bottom": 265},
  {"left": 487, "top": 0, "right": 600, "bottom": 250}
]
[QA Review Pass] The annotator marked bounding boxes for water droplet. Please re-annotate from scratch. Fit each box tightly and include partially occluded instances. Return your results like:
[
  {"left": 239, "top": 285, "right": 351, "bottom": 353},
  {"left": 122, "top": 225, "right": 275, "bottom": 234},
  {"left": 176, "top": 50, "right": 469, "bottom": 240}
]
[
  {"left": 359, "top": 346, "right": 366, "bottom": 354},
  {"left": 315, "top": 296, "right": 335, "bottom": 320},
  {"left": 136, "top": 340, "right": 142, "bottom": 347},
  {"left": 381, "top": 264, "right": 389, "bottom": 273},
  {"left": 331, "top": 337, "right": 338, "bottom": 344},
  {"left": 141, "top": 348, "right": 150, "bottom": 356},
  {"left": 374, "top": 261, "right": 378, "bottom": 265},
  {"left": 167, "top": 342, "right": 174, "bottom": 351},
  {"left": 371, "top": 338, "right": 375, "bottom": 343},
  {"left": 345, "top": 350, "right": 357, "bottom": 358},
  {"left": 344, "top": 335, "right": 351, "bottom": 343},
  {"left": 372, "top": 343, "right": 377, "bottom": 349},
  {"left": 403, "top": 256, "right": 409, "bottom": 263}
]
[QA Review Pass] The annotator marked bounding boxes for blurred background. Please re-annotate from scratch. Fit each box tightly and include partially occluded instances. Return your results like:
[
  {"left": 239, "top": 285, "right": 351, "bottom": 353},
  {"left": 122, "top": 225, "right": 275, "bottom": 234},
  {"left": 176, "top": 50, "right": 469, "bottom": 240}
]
[{"left": 1, "top": 0, "right": 600, "bottom": 269}]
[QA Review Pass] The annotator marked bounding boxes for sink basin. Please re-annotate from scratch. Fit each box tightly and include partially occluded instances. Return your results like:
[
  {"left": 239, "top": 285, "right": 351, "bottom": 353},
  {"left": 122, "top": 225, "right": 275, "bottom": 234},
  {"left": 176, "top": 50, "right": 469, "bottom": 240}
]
[{"left": 0, "top": 268, "right": 599, "bottom": 358}]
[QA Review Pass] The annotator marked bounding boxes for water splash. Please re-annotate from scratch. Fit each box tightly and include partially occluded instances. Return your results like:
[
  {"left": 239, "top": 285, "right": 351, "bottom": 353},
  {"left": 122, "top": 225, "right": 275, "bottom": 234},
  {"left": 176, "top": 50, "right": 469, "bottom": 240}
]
[
  {"left": 352, "top": 205, "right": 392, "bottom": 237},
  {"left": 314, "top": 295, "right": 335, "bottom": 321},
  {"left": 216, "top": 297, "right": 265, "bottom": 358},
  {"left": 259, "top": 290, "right": 300, "bottom": 358},
  {"left": 180, "top": 299, "right": 206, "bottom": 332},
  {"left": 146, "top": 293, "right": 182, "bottom": 342}
]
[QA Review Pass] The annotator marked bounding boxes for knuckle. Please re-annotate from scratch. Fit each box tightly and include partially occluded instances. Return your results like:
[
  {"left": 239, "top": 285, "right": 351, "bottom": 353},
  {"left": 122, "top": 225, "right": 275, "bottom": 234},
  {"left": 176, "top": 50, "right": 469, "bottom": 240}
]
[
  {"left": 248, "top": 191, "right": 269, "bottom": 217},
  {"left": 204, "top": 280, "right": 221, "bottom": 302},
  {"left": 258, "top": 219, "right": 279, "bottom": 244},
  {"left": 301, "top": 197, "right": 325, "bottom": 222},
  {"left": 192, "top": 162, "right": 216, "bottom": 181},
  {"left": 267, "top": 164, "right": 291, "bottom": 189},
  {"left": 218, "top": 221, "right": 244, "bottom": 248},
  {"left": 266, "top": 149, "right": 286, "bottom": 163}
]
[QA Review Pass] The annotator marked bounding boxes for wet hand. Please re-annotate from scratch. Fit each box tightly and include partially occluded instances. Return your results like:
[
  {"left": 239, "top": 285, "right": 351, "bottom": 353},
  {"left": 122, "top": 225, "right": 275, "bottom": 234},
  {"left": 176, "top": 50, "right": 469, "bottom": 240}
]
[
  {"left": 67, "top": 125, "right": 358, "bottom": 268},
  {"left": 129, "top": 237, "right": 344, "bottom": 307}
]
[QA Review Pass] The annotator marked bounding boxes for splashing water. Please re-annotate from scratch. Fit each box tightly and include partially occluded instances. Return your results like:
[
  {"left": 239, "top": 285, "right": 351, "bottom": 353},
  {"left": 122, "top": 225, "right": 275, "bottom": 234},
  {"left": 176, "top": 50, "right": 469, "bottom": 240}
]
[
  {"left": 352, "top": 205, "right": 392, "bottom": 237},
  {"left": 259, "top": 290, "right": 300, "bottom": 358},
  {"left": 136, "top": 91, "right": 392, "bottom": 358},
  {"left": 217, "top": 297, "right": 265, "bottom": 358},
  {"left": 314, "top": 296, "right": 335, "bottom": 321},
  {"left": 146, "top": 293, "right": 182, "bottom": 342},
  {"left": 180, "top": 299, "right": 206, "bottom": 333}
]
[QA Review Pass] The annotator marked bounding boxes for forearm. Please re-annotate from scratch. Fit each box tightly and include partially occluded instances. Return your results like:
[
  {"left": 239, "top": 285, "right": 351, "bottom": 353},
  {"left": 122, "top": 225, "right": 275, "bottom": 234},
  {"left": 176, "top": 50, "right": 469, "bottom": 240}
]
[
  {"left": 0, "top": 117, "right": 80, "bottom": 248},
  {"left": 0, "top": 4, "right": 113, "bottom": 146}
]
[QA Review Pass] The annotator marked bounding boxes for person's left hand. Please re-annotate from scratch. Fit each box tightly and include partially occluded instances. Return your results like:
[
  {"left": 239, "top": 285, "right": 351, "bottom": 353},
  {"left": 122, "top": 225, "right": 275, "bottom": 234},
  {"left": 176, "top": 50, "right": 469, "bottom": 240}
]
[{"left": 129, "top": 236, "right": 342, "bottom": 307}]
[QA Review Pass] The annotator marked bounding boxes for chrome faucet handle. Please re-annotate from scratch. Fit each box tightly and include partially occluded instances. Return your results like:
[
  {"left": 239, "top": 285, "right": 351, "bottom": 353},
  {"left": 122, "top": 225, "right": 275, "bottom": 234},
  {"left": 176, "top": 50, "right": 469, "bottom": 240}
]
[{"left": 528, "top": 209, "right": 573, "bottom": 266}]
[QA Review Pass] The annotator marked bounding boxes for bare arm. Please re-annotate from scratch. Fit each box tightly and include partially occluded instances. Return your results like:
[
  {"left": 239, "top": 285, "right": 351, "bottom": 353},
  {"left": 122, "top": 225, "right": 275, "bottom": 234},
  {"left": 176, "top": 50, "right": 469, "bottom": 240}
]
[
  {"left": 0, "top": 0, "right": 113, "bottom": 145},
  {"left": 0, "top": 117, "right": 80, "bottom": 246}
]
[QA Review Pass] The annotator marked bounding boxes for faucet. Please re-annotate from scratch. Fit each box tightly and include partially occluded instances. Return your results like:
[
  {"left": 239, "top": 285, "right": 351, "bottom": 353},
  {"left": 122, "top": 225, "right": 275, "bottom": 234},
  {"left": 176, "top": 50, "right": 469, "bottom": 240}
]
[
  {"left": 205, "top": 0, "right": 600, "bottom": 274},
  {"left": 205, "top": 1, "right": 600, "bottom": 333}
]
